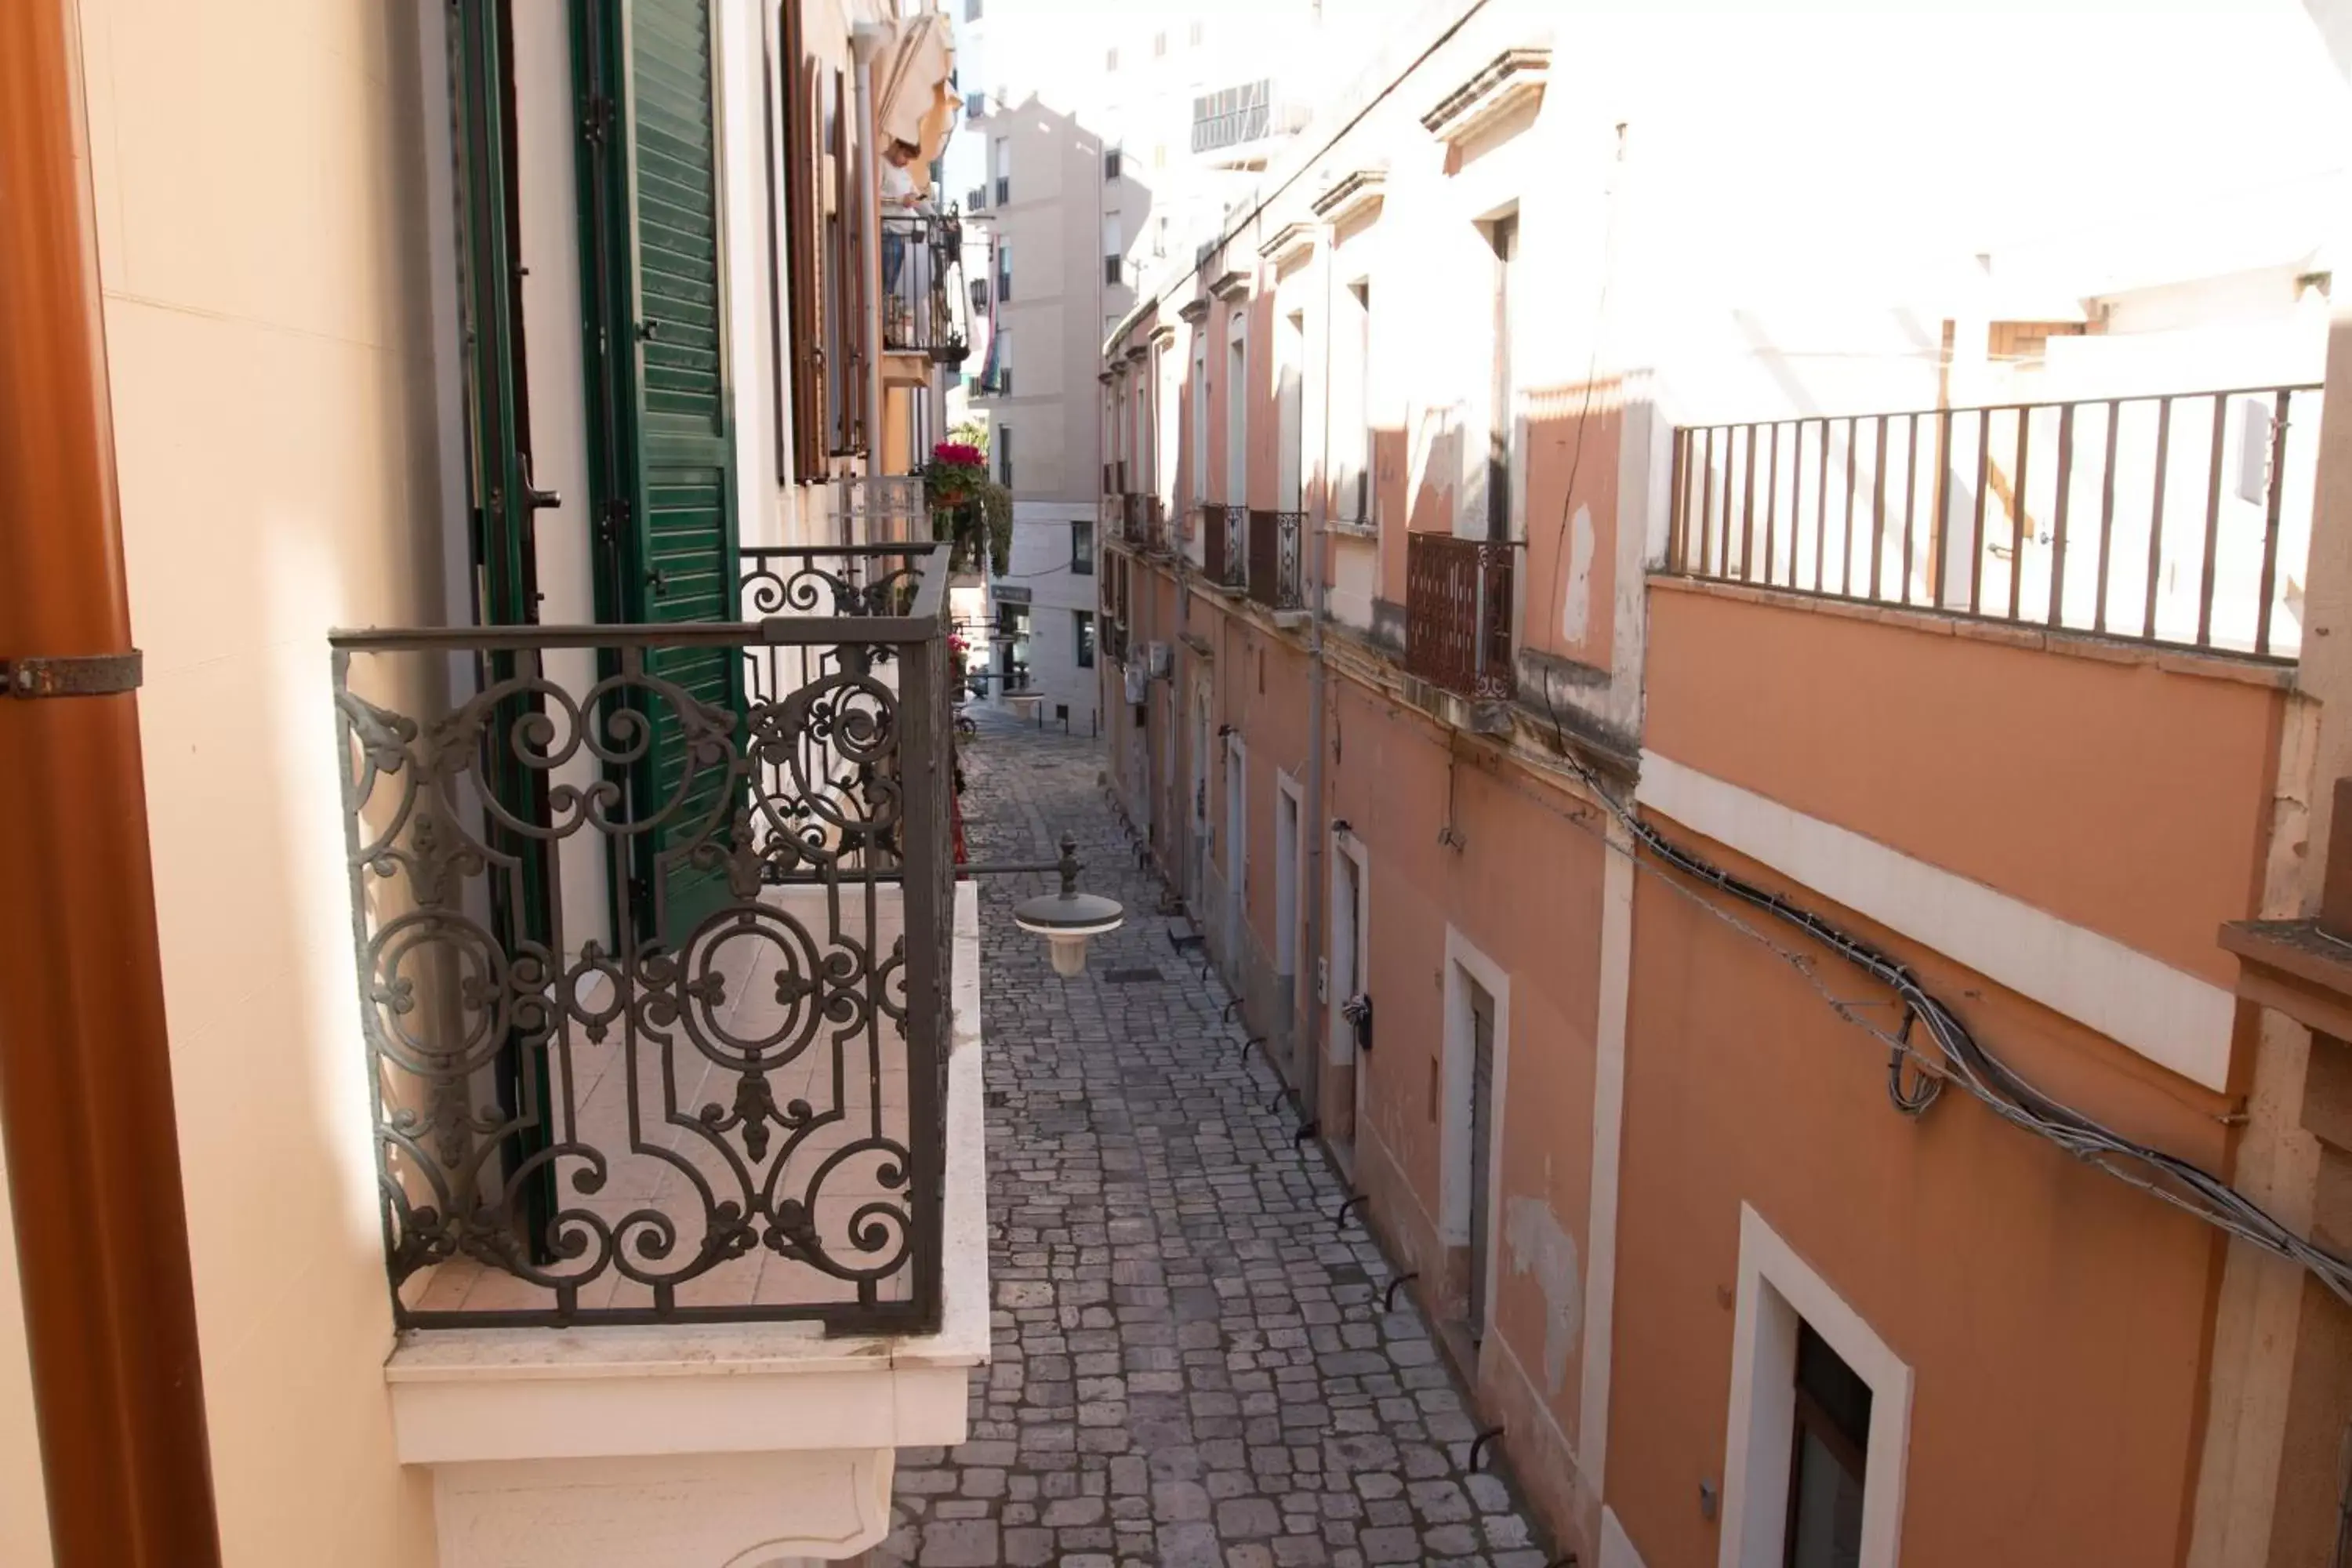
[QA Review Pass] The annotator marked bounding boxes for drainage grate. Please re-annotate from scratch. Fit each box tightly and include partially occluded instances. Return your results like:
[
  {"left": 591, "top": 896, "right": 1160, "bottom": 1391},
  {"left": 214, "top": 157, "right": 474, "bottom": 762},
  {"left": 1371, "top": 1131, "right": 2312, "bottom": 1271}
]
[{"left": 1103, "top": 967, "right": 1163, "bottom": 985}]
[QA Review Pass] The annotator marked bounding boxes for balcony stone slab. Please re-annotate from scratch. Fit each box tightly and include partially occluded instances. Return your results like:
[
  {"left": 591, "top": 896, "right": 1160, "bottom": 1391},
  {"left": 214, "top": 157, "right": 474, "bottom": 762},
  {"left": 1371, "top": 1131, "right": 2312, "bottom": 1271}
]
[{"left": 385, "top": 884, "right": 987, "bottom": 1566}]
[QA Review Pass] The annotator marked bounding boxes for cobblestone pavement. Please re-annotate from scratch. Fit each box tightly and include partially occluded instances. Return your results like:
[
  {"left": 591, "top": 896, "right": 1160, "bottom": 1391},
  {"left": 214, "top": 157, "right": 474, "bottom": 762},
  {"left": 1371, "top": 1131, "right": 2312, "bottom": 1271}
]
[{"left": 872, "top": 713, "right": 1552, "bottom": 1568}]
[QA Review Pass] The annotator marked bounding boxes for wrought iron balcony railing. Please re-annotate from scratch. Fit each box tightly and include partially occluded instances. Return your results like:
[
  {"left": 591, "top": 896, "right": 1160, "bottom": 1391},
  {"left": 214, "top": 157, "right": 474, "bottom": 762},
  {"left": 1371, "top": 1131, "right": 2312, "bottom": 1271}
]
[
  {"left": 1247, "top": 509, "right": 1305, "bottom": 612},
  {"left": 1119, "top": 493, "right": 1167, "bottom": 552},
  {"left": 880, "top": 212, "right": 968, "bottom": 365},
  {"left": 1667, "top": 383, "right": 2325, "bottom": 661},
  {"left": 1406, "top": 533, "right": 1518, "bottom": 701},
  {"left": 1200, "top": 504, "right": 1245, "bottom": 591},
  {"left": 334, "top": 543, "right": 956, "bottom": 1334}
]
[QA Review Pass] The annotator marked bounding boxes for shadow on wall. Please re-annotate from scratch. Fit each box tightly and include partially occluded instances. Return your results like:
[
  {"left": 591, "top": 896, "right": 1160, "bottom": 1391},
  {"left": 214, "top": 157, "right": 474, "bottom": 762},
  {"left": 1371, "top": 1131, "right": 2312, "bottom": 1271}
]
[
  {"left": 1409, "top": 403, "right": 1464, "bottom": 536},
  {"left": 1518, "top": 379, "right": 1624, "bottom": 672}
]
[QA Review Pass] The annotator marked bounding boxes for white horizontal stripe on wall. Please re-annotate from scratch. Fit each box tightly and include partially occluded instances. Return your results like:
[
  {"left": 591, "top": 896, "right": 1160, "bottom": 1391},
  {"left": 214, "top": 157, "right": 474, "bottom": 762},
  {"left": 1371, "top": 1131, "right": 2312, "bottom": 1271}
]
[{"left": 1635, "top": 751, "right": 2234, "bottom": 1092}]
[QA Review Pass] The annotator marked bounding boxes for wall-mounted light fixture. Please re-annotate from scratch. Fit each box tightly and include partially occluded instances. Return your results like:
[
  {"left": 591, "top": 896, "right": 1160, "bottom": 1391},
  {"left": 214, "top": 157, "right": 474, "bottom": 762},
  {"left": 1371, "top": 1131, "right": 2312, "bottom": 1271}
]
[{"left": 966, "top": 833, "right": 1126, "bottom": 976}]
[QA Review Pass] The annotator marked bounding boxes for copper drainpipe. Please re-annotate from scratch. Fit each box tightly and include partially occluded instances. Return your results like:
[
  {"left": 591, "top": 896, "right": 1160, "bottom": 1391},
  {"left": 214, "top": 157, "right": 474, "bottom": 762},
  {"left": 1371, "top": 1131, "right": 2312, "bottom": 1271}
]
[{"left": 0, "top": 4, "right": 225, "bottom": 1564}]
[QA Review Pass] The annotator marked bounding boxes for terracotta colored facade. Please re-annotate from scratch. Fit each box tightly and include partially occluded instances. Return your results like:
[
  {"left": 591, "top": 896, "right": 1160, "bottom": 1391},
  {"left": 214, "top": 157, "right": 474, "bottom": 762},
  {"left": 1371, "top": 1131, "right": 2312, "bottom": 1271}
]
[{"left": 1097, "top": 5, "right": 2352, "bottom": 1564}]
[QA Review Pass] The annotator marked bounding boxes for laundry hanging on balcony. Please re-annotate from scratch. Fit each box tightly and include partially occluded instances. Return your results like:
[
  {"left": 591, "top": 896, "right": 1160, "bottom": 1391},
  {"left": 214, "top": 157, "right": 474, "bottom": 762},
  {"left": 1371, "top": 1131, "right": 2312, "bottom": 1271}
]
[{"left": 876, "top": 13, "right": 959, "bottom": 197}]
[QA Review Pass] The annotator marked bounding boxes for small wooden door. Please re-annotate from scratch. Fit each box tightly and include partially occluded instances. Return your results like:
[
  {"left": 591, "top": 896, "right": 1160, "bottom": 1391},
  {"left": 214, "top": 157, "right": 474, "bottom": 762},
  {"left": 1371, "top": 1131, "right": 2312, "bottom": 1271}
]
[
  {"left": 1225, "top": 742, "right": 1246, "bottom": 963},
  {"left": 1332, "top": 850, "right": 1367, "bottom": 1151},
  {"left": 1466, "top": 978, "right": 1497, "bottom": 1339}
]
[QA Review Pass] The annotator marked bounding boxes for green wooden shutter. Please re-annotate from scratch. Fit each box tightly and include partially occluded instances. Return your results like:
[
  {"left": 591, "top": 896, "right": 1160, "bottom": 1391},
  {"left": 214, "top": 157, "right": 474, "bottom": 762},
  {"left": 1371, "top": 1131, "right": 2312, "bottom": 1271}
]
[
  {"left": 452, "top": 0, "right": 560, "bottom": 1259},
  {"left": 577, "top": 0, "right": 741, "bottom": 944}
]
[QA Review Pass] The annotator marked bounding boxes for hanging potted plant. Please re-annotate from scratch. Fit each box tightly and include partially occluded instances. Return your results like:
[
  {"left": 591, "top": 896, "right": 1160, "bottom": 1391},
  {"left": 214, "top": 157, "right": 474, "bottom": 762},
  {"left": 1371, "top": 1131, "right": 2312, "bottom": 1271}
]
[{"left": 921, "top": 440, "right": 1012, "bottom": 576}]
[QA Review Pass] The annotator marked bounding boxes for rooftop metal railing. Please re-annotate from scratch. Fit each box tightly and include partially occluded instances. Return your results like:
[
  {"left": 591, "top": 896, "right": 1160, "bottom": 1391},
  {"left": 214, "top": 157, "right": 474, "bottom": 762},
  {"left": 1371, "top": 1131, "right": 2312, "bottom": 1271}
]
[{"left": 1667, "top": 383, "right": 2325, "bottom": 660}]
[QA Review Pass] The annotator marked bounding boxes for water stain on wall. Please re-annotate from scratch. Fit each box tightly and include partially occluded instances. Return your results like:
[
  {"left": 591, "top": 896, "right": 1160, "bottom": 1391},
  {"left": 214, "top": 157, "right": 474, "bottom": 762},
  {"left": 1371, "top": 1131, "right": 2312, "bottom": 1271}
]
[{"left": 1504, "top": 1193, "right": 1583, "bottom": 1396}]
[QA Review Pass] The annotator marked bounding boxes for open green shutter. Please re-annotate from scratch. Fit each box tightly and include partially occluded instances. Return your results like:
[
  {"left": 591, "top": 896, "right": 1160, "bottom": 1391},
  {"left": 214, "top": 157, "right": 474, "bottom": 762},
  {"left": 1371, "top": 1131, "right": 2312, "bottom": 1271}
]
[
  {"left": 628, "top": 0, "right": 739, "bottom": 940},
  {"left": 577, "top": 0, "right": 741, "bottom": 944}
]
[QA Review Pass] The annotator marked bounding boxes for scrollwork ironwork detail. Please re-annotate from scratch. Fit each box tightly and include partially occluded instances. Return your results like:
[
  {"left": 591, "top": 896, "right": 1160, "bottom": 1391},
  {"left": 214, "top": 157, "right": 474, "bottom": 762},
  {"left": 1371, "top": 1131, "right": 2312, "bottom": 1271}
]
[{"left": 334, "top": 546, "right": 953, "bottom": 1332}]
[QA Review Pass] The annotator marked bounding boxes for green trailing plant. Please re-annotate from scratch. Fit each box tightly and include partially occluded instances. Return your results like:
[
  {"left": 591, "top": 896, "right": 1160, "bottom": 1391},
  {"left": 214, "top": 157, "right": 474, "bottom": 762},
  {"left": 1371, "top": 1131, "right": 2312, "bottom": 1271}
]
[{"left": 923, "top": 441, "right": 1012, "bottom": 575}]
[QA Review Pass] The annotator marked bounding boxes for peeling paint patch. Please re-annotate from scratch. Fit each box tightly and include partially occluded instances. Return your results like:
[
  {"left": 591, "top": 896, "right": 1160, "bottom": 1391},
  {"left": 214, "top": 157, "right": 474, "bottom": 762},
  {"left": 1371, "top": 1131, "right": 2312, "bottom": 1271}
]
[
  {"left": 1560, "top": 503, "right": 1595, "bottom": 647},
  {"left": 1504, "top": 1195, "right": 1583, "bottom": 1396}
]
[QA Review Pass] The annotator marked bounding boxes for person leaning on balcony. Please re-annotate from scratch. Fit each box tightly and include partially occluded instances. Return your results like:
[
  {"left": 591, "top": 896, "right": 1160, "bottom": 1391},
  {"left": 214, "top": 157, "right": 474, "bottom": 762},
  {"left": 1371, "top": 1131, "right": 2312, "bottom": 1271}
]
[{"left": 882, "top": 138, "right": 920, "bottom": 293}]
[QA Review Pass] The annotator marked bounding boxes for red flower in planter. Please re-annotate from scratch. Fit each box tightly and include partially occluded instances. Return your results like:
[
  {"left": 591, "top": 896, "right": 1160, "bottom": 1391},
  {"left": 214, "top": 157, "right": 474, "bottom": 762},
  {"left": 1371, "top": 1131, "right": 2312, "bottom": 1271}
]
[{"left": 932, "top": 441, "right": 985, "bottom": 470}]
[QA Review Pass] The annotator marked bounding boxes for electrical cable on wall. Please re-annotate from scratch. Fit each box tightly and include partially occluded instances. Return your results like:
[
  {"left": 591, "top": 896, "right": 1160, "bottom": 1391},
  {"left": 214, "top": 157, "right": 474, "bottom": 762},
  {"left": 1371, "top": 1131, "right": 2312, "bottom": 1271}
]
[{"left": 1552, "top": 742, "right": 2352, "bottom": 1309}]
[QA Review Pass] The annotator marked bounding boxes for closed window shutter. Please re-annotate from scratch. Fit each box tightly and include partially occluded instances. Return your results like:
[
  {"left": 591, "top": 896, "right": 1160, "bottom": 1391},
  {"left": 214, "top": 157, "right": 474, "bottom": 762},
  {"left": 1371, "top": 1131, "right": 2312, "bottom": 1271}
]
[
  {"left": 829, "top": 67, "right": 867, "bottom": 455},
  {"left": 779, "top": 0, "right": 826, "bottom": 479},
  {"left": 631, "top": 0, "right": 738, "bottom": 937},
  {"left": 576, "top": 0, "right": 741, "bottom": 941}
]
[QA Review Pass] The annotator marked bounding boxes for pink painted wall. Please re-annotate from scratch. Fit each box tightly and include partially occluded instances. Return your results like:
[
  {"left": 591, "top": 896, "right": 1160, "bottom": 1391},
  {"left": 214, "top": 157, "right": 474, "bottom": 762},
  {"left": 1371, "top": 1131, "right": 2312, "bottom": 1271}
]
[
  {"left": 1319, "top": 673, "right": 1611, "bottom": 1449},
  {"left": 1519, "top": 382, "right": 1624, "bottom": 671},
  {"left": 1608, "top": 821, "right": 2228, "bottom": 1568},
  {"left": 1644, "top": 584, "right": 2287, "bottom": 991}
]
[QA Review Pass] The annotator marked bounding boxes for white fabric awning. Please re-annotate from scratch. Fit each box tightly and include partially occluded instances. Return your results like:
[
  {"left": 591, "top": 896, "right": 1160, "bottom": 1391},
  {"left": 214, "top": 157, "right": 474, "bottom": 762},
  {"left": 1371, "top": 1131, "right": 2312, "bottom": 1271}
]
[{"left": 876, "top": 13, "right": 959, "bottom": 198}]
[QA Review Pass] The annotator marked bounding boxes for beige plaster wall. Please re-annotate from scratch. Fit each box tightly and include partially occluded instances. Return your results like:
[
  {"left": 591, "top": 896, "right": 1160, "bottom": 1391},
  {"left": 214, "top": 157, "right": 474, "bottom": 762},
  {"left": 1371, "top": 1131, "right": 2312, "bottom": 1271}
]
[{"left": 73, "top": 0, "right": 448, "bottom": 1560}]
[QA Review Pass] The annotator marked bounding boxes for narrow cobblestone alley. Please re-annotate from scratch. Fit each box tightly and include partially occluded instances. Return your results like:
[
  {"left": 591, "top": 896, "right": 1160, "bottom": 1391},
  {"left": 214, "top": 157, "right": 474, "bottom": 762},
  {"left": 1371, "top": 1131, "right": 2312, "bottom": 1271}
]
[{"left": 871, "top": 715, "right": 1551, "bottom": 1568}]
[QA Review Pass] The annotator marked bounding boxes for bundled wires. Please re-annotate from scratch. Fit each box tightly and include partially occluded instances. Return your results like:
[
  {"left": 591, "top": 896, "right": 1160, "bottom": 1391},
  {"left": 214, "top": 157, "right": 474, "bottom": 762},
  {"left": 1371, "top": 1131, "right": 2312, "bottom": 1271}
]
[{"left": 1548, "top": 745, "right": 2352, "bottom": 1309}]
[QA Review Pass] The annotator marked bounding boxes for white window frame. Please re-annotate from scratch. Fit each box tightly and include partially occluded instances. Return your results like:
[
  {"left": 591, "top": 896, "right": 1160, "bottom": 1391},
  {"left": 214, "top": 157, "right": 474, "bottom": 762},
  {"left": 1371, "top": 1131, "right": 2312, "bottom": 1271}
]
[
  {"left": 1440, "top": 924, "right": 1510, "bottom": 1337},
  {"left": 1274, "top": 770, "right": 1304, "bottom": 979},
  {"left": 1338, "top": 276, "right": 1374, "bottom": 524},
  {"left": 1225, "top": 314, "right": 1249, "bottom": 506},
  {"left": 1327, "top": 829, "right": 1370, "bottom": 1065},
  {"left": 1718, "top": 1203, "right": 1914, "bottom": 1568},
  {"left": 1190, "top": 338, "right": 1210, "bottom": 506}
]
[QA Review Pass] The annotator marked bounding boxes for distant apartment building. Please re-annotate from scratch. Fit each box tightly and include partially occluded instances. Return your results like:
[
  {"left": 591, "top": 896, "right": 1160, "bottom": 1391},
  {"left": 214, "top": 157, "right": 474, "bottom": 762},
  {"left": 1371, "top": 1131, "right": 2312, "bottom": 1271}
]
[
  {"left": 944, "top": 0, "right": 1412, "bottom": 729},
  {"left": 1101, "top": 3, "right": 2352, "bottom": 1566}
]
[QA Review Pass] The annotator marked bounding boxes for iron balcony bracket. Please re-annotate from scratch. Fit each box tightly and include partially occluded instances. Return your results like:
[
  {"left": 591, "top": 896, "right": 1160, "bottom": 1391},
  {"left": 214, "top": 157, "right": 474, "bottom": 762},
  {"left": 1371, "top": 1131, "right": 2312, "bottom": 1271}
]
[{"left": 2, "top": 649, "right": 143, "bottom": 699}]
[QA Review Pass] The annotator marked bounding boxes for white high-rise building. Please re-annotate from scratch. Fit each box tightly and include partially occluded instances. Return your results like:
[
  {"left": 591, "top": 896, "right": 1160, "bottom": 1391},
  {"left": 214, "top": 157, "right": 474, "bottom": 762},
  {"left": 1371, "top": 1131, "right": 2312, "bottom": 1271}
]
[{"left": 942, "top": 0, "right": 1409, "bottom": 730}]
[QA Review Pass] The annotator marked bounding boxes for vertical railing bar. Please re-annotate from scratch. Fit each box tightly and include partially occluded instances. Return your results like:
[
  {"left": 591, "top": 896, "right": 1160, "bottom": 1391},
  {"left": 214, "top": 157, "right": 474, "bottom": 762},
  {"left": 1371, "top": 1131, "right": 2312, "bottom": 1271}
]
[
  {"left": 1930, "top": 407, "right": 1952, "bottom": 608},
  {"left": 2144, "top": 397, "right": 2172, "bottom": 640},
  {"left": 1473, "top": 545, "right": 1489, "bottom": 691},
  {"left": 2047, "top": 402, "right": 2074, "bottom": 627},
  {"left": 1668, "top": 431, "right": 1688, "bottom": 572},
  {"left": 2198, "top": 395, "right": 2227, "bottom": 649},
  {"left": 1740, "top": 421, "right": 1758, "bottom": 581},
  {"left": 1901, "top": 413, "right": 1918, "bottom": 605},
  {"left": 2093, "top": 399, "right": 2119, "bottom": 633},
  {"left": 1970, "top": 408, "right": 1989, "bottom": 615},
  {"left": 2256, "top": 387, "right": 2292, "bottom": 656},
  {"left": 2008, "top": 406, "right": 2030, "bottom": 622},
  {"left": 1815, "top": 417, "right": 1830, "bottom": 593},
  {"left": 1701, "top": 426, "right": 1717, "bottom": 577},
  {"left": 898, "top": 625, "right": 948, "bottom": 1330},
  {"left": 1841, "top": 416, "right": 1858, "bottom": 597},
  {"left": 1868, "top": 415, "right": 1889, "bottom": 602}
]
